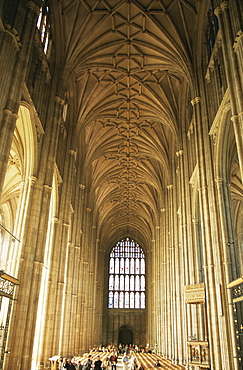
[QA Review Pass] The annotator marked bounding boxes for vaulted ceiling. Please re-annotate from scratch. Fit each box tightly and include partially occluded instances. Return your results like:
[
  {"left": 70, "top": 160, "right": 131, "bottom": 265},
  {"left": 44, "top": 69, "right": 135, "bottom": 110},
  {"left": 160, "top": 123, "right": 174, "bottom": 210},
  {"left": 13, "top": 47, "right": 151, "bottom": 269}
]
[{"left": 53, "top": 0, "right": 204, "bottom": 248}]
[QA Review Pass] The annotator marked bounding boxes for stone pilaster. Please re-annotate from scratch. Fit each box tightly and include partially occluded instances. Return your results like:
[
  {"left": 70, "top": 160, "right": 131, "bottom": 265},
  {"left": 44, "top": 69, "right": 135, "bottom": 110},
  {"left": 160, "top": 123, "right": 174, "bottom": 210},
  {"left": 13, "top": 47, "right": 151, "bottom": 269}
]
[
  {"left": 154, "top": 224, "right": 162, "bottom": 355},
  {"left": 0, "top": 1, "right": 40, "bottom": 197},
  {"left": 191, "top": 96, "right": 222, "bottom": 369},
  {"left": 215, "top": 2, "right": 243, "bottom": 183},
  {"left": 214, "top": 177, "right": 239, "bottom": 369},
  {"left": 159, "top": 207, "right": 167, "bottom": 357},
  {"left": 58, "top": 149, "right": 77, "bottom": 356},
  {"left": 175, "top": 150, "right": 188, "bottom": 365},
  {"left": 166, "top": 184, "right": 173, "bottom": 360}
]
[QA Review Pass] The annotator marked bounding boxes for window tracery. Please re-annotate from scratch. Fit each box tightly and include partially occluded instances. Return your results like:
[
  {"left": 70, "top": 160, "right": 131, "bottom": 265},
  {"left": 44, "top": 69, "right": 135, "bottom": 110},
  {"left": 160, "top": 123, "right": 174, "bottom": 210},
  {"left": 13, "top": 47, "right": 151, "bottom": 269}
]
[{"left": 108, "top": 237, "right": 145, "bottom": 309}]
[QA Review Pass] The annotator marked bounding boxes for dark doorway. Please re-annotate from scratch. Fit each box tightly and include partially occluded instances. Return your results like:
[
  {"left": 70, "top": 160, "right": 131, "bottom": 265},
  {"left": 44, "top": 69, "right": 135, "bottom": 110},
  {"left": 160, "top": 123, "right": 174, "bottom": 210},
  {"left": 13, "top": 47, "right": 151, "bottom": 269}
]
[{"left": 118, "top": 325, "right": 133, "bottom": 345}]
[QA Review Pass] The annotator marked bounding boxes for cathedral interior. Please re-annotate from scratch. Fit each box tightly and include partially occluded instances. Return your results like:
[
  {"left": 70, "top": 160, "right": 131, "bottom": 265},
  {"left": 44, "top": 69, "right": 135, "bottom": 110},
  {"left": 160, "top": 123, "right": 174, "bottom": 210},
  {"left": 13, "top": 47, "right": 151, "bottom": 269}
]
[{"left": 0, "top": 0, "right": 243, "bottom": 369}]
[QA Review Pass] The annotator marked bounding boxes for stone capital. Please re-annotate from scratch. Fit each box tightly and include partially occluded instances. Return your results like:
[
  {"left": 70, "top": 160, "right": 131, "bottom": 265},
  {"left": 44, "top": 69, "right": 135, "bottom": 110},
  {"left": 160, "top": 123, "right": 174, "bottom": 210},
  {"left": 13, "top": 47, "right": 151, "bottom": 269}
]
[
  {"left": 55, "top": 96, "right": 65, "bottom": 105},
  {"left": 214, "top": 177, "right": 224, "bottom": 185},
  {"left": 27, "top": 1, "right": 40, "bottom": 14},
  {"left": 29, "top": 176, "right": 37, "bottom": 184},
  {"left": 70, "top": 149, "right": 77, "bottom": 157},
  {"left": 44, "top": 184, "right": 53, "bottom": 192},
  {"left": 191, "top": 97, "right": 201, "bottom": 106},
  {"left": 214, "top": 6, "right": 222, "bottom": 17},
  {"left": 220, "top": 1, "right": 229, "bottom": 12},
  {"left": 176, "top": 150, "right": 184, "bottom": 157}
]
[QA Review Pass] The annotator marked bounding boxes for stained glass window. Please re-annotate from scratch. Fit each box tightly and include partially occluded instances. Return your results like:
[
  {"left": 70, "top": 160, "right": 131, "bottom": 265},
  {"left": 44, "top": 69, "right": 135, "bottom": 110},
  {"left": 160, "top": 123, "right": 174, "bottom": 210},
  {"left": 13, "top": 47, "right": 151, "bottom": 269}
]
[
  {"left": 108, "top": 292, "right": 113, "bottom": 308},
  {"left": 114, "top": 292, "right": 119, "bottom": 308},
  {"left": 109, "top": 275, "right": 114, "bottom": 290},
  {"left": 120, "top": 275, "right": 124, "bottom": 291},
  {"left": 119, "top": 292, "right": 124, "bottom": 308},
  {"left": 108, "top": 237, "right": 145, "bottom": 309}
]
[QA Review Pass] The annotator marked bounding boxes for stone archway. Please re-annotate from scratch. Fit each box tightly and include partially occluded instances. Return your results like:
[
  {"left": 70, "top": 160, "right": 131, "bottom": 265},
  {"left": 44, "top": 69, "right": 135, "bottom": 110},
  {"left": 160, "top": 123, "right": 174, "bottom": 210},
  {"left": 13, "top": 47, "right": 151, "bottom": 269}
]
[{"left": 118, "top": 325, "right": 133, "bottom": 346}]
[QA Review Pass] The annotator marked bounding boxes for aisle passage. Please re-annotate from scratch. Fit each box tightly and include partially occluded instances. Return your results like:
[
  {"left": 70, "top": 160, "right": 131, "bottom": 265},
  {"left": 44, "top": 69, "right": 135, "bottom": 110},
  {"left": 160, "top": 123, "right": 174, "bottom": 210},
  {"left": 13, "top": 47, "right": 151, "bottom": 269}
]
[
  {"left": 126, "top": 353, "right": 186, "bottom": 370},
  {"left": 75, "top": 352, "right": 186, "bottom": 370}
]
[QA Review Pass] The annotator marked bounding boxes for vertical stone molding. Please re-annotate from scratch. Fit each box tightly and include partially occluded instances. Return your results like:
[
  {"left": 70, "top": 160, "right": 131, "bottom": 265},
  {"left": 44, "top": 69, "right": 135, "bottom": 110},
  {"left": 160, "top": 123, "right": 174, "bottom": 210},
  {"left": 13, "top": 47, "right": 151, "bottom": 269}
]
[
  {"left": 0, "top": 2, "right": 40, "bottom": 200},
  {"left": 215, "top": 4, "right": 243, "bottom": 183},
  {"left": 214, "top": 176, "right": 239, "bottom": 369}
]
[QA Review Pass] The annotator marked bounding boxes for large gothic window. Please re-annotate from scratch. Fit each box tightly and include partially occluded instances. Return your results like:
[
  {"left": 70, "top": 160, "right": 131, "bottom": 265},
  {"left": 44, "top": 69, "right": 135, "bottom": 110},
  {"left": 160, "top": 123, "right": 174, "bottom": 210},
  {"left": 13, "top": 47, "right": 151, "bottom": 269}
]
[{"left": 108, "top": 238, "right": 145, "bottom": 309}]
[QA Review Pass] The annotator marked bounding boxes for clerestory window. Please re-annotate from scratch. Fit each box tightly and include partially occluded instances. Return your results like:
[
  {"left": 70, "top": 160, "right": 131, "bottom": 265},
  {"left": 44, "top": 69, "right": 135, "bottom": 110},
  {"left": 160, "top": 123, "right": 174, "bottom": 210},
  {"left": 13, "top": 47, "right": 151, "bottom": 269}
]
[
  {"left": 108, "top": 237, "right": 145, "bottom": 309},
  {"left": 37, "top": 1, "right": 52, "bottom": 55},
  {"left": 206, "top": 0, "right": 219, "bottom": 57}
]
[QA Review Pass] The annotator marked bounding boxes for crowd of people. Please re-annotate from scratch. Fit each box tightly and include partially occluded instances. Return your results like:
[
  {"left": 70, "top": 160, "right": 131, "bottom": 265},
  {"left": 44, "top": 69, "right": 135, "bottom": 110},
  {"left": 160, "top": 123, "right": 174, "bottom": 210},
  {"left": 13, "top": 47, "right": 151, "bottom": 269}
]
[{"left": 59, "top": 344, "right": 161, "bottom": 370}]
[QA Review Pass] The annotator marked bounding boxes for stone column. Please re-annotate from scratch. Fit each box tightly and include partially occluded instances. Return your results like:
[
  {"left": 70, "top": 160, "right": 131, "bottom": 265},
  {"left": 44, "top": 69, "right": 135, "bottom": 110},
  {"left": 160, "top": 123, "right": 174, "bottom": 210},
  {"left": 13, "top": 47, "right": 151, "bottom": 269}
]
[
  {"left": 71, "top": 182, "right": 85, "bottom": 355},
  {"left": 57, "top": 149, "right": 77, "bottom": 356},
  {"left": 0, "top": 1, "right": 40, "bottom": 197},
  {"left": 34, "top": 140, "right": 75, "bottom": 365},
  {"left": 155, "top": 225, "right": 162, "bottom": 355},
  {"left": 166, "top": 184, "right": 173, "bottom": 360},
  {"left": 191, "top": 218, "right": 205, "bottom": 341},
  {"left": 170, "top": 181, "right": 178, "bottom": 365},
  {"left": 175, "top": 150, "right": 190, "bottom": 365},
  {"left": 5, "top": 180, "right": 27, "bottom": 274},
  {"left": 146, "top": 244, "right": 153, "bottom": 349},
  {"left": 4, "top": 181, "right": 53, "bottom": 370},
  {"left": 94, "top": 239, "right": 103, "bottom": 348},
  {"left": 150, "top": 236, "right": 156, "bottom": 349},
  {"left": 79, "top": 206, "right": 93, "bottom": 352},
  {"left": 215, "top": 2, "right": 243, "bottom": 182},
  {"left": 54, "top": 222, "right": 70, "bottom": 356},
  {"left": 214, "top": 177, "right": 239, "bottom": 370},
  {"left": 192, "top": 96, "right": 222, "bottom": 369},
  {"left": 89, "top": 224, "right": 97, "bottom": 346},
  {"left": 4, "top": 80, "right": 64, "bottom": 370},
  {"left": 75, "top": 184, "right": 86, "bottom": 354},
  {"left": 159, "top": 208, "right": 167, "bottom": 357}
]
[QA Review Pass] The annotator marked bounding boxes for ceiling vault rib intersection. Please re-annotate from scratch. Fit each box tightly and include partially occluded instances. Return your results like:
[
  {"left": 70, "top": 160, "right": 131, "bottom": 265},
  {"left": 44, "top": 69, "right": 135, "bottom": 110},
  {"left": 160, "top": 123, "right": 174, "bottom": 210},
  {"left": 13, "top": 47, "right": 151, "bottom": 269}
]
[{"left": 56, "top": 0, "right": 199, "bottom": 247}]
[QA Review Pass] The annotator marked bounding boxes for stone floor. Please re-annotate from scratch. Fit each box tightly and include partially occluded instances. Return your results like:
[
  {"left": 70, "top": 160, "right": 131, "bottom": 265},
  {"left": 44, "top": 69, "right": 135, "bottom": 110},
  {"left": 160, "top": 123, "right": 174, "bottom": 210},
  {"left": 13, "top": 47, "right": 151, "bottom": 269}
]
[{"left": 116, "top": 355, "right": 186, "bottom": 370}]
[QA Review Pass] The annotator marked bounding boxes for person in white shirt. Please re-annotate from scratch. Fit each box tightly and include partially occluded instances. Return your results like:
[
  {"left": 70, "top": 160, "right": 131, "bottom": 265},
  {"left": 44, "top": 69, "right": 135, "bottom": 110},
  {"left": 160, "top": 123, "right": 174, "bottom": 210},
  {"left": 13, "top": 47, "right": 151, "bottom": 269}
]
[
  {"left": 129, "top": 353, "right": 137, "bottom": 370},
  {"left": 122, "top": 353, "right": 130, "bottom": 370}
]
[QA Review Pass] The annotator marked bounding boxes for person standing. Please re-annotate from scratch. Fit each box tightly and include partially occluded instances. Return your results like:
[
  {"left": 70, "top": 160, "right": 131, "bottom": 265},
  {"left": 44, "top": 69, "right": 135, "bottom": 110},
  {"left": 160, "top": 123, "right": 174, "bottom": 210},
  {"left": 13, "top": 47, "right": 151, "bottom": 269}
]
[
  {"left": 109, "top": 352, "right": 117, "bottom": 370},
  {"left": 154, "top": 360, "right": 161, "bottom": 367},
  {"left": 68, "top": 360, "right": 76, "bottom": 370},
  {"left": 102, "top": 356, "right": 110, "bottom": 370},
  {"left": 94, "top": 356, "right": 102, "bottom": 370},
  {"left": 62, "top": 358, "right": 69, "bottom": 369},
  {"left": 83, "top": 355, "right": 93, "bottom": 370},
  {"left": 129, "top": 353, "right": 137, "bottom": 370},
  {"left": 122, "top": 353, "right": 130, "bottom": 370}
]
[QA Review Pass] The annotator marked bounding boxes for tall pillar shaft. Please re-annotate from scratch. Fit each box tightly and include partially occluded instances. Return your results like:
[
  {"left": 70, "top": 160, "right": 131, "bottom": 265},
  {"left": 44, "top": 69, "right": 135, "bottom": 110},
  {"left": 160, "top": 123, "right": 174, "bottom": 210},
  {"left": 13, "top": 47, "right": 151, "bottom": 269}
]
[
  {"left": 191, "top": 93, "right": 238, "bottom": 368},
  {"left": 215, "top": 2, "right": 243, "bottom": 182},
  {"left": 0, "top": 1, "right": 40, "bottom": 196},
  {"left": 214, "top": 177, "right": 239, "bottom": 369}
]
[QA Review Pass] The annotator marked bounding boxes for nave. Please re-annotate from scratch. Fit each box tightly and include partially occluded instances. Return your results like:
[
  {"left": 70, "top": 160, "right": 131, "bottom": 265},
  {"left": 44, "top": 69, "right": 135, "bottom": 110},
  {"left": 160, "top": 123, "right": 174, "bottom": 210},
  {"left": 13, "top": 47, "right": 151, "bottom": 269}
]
[
  {"left": 55, "top": 351, "right": 186, "bottom": 370},
  {"left": 0, "top": 1, "right": 243, "bottom": 369}
]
